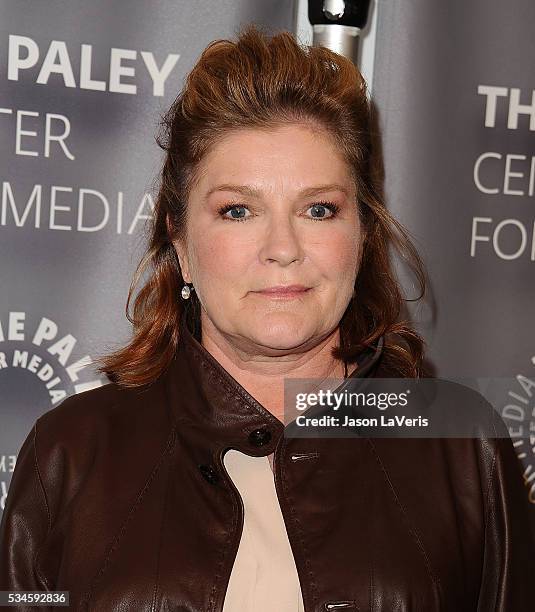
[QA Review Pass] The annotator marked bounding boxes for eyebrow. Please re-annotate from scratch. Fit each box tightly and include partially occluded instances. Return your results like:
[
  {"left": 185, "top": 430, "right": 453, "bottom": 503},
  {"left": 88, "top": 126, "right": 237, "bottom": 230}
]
[{"left": 204, "top": 183, "right": 351, "bottom": 199}]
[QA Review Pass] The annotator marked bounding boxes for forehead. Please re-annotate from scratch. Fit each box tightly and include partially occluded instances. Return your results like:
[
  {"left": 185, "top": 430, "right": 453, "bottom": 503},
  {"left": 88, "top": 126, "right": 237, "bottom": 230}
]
[{"left": 192, "top": 124, "right": 354, "bottom": 195}]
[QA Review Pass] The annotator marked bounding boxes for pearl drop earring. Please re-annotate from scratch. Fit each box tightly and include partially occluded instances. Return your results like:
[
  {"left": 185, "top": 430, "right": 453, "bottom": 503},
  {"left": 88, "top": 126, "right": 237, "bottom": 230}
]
[{"left": 181, "top": 284, "right": 193, "bottom": 300}]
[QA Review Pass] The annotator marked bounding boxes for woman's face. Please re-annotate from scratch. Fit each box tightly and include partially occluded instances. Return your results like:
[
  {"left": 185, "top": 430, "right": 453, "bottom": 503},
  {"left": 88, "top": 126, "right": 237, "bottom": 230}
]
[{"left": 172, "top": 123, "right": 364, "bottom": 356}]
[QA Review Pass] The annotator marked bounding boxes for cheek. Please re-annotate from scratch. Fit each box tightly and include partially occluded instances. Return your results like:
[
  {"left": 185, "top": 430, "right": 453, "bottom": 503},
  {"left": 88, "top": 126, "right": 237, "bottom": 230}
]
[
  {"left": 310, "top": 229, "right": 360, "bottom": 275},
  {"left": 190, "top": 230, "right": 254, "bottom": 284}
]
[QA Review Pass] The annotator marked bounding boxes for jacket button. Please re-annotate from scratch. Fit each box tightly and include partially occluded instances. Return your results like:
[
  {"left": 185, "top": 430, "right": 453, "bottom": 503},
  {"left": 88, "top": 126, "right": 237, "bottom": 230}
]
[
  {"left": 199, "top": 464, "right": 219, "bottom": 485},
  {"left": 248, "top": 427, "right": 272, "bottom": 447}
]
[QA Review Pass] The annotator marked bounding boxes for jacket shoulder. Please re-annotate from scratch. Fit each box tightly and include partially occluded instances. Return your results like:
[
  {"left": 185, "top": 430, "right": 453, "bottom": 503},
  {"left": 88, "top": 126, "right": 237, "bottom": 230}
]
[
  {"left": 28, "top": 378, "right": 171, "bottom": 531},
  {"left": 0, "top": 379, "right": 173, "bottom": 592},
  {"left": 36, "top": 379, "right": 168, "bottom": 447}
]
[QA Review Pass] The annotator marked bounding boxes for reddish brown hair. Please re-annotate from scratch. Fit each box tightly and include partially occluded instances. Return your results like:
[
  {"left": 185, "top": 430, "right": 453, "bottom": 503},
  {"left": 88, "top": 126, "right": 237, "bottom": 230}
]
[{"left": 95, "top": 23, "right": 429, "bottom": 386}]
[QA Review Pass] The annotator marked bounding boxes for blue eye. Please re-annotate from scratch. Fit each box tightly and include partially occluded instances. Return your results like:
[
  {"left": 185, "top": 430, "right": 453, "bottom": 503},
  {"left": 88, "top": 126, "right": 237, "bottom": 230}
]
[
  {"left": 218, "top": 204, "right": 251, "bottom": 222},
  {"left": 307, "top": 201, "right": 340, "bottom": 220},
  {"left": 216, "top": 201, "right": 340, "bottom": 222}
]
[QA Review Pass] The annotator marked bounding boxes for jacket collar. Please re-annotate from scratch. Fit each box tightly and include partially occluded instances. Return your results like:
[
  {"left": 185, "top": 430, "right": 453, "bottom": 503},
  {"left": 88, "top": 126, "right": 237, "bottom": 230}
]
[{"left": 163, "top": 311, "right": 384, "bottom": 457}]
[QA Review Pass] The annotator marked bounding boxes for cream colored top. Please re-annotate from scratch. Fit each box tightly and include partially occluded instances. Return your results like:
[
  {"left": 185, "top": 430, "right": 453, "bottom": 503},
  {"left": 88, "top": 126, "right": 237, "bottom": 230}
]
[{"left": 222, "top": 449, "right": 305, "bottom": 612}]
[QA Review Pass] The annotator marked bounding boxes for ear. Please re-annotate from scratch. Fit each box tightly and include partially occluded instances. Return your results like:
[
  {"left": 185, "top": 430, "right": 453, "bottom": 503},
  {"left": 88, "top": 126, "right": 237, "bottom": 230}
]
[{"left": 166, "top": 213, "right": 192, "bottom": 284}]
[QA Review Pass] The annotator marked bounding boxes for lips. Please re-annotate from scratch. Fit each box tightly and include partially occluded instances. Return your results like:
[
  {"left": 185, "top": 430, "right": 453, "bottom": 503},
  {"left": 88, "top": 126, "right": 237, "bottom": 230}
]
[
  {"left": 256, "top": 285, "right": 309, "bottom": 294},
  {"left": 252, "top": 285, "right": 312, "bottom": 299}
]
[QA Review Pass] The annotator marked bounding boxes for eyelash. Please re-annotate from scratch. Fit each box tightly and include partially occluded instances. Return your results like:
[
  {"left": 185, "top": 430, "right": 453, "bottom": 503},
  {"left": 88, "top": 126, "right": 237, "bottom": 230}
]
[{"left": 217, "top": 200, "right": 341, "bottom": 222}]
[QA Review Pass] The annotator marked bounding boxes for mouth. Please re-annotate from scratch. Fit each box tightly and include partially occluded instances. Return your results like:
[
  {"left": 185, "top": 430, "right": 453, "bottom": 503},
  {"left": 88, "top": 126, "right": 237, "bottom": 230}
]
[{"left": 252, "top": 286, "right": 312, "bottom": 299}]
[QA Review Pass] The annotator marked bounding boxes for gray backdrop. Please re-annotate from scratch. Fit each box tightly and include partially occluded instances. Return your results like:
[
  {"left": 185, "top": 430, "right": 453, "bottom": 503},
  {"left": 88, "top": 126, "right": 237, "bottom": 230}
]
[
  {"left": 1, "top": 0, "right": 534, "bottom": 544},
  {"left": 0, "top": 0, "right": 296, "bottom": 512},
  {"left": 373, "top": 0, "right": 535, "bottom": 520}
]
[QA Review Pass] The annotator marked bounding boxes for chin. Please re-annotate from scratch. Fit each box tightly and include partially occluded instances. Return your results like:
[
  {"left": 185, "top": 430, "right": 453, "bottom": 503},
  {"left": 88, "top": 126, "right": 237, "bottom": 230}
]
[{"left": 246, "top": 312, "right": 315, "bottom": 350}]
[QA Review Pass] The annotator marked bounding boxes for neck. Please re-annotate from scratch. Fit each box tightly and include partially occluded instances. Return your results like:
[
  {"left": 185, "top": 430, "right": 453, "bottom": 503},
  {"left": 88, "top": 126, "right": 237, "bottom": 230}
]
[{"left": 198, "top": 312, "right": 347, "bottom": 423}]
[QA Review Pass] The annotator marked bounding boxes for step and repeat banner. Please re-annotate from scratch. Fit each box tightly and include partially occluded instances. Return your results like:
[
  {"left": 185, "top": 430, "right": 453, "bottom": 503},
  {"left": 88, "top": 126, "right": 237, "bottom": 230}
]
[
  {"left": 373, "top": 0, "right": 535, "bottom": 518},
  {"left": 2, "top": 0, "right": 534, "bottom": 546},
  {"left": 0, "top": 0, "right": 296, "bottom": 515}
]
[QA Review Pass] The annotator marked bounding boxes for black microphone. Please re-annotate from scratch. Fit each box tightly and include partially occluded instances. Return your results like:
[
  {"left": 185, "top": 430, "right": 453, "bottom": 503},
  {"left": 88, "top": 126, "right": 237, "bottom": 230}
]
[{"left": 308, "top": 0, "right": 372, "bottom": 63}]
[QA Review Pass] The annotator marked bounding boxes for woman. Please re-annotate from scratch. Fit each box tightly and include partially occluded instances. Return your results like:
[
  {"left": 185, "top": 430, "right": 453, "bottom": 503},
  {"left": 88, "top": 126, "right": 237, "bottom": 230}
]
[{"left": 1, "top": 24, "right": 533, "bottom": 611}]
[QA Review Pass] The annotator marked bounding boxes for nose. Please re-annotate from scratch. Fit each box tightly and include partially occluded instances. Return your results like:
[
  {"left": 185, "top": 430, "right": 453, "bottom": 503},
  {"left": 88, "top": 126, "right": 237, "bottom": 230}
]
[{"left": 258, "top": 213, "right": 304, "bottom": 266}]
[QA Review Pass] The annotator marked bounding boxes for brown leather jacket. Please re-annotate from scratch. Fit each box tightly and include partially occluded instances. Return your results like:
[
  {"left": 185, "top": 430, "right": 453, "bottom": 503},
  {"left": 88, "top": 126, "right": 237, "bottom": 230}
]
[{"left": 1, "top": 313, "right": 534, "bottom": 611}]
